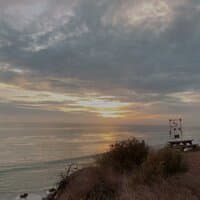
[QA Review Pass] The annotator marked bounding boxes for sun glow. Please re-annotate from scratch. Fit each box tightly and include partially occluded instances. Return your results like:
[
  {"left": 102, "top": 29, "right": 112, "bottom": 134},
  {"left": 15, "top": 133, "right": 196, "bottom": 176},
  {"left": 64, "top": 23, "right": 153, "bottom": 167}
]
[
  {"left": 77, "top": 99, "right": 131, "bottom": 118},
  {"left": 0, "top": 83, "right": 131, "bottom": 119}
]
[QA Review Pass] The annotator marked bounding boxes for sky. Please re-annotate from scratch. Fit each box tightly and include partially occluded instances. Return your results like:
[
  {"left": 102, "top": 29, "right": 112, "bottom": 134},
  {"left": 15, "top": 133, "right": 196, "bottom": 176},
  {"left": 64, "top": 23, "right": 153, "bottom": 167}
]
[{"left": 0, "top": 0, "right": 200, "bottom": 125}]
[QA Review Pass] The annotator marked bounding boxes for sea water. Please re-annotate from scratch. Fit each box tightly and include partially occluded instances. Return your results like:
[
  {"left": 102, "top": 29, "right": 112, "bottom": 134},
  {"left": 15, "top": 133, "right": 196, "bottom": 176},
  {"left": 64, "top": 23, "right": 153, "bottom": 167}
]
[{"left": 0, "top": 123, "right": 199, "bottom": 200}]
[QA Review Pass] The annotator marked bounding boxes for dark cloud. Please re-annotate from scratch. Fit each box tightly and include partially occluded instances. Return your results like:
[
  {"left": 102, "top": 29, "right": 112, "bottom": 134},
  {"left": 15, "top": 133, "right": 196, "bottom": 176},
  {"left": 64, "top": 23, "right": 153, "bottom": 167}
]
[{"left": 0, "top": 0, "right": 200, "bottom": 123}]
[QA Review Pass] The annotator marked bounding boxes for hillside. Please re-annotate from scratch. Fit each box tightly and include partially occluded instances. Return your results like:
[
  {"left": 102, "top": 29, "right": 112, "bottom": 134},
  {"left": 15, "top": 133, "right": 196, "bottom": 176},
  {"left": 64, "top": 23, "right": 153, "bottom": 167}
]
[{"left": 52, "top": 151, "right": 200, "bottom": 200}]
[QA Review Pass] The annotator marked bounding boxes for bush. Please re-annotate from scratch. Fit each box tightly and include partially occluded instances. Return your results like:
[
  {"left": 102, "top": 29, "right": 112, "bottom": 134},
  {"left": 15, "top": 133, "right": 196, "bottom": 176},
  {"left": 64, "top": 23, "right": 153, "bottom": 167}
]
[
  {"left": 97, "top": 138, "right": 149, "bottom": 172},
  {"left": 139, "top": 148, "right": 188, "bottom": 183},
  {"left": 86, "top": 180, "right": 118, "bottom": 200}
]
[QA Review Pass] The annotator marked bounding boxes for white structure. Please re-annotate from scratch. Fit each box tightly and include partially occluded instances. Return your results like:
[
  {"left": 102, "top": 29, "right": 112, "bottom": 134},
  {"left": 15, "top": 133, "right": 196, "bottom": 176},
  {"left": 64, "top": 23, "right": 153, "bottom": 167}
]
[
  {"left": 168, "top": 118, "right": 198, "bottom": 151},
  {"left": 169, "top": 118, "right": 183, "bottom": 140}
]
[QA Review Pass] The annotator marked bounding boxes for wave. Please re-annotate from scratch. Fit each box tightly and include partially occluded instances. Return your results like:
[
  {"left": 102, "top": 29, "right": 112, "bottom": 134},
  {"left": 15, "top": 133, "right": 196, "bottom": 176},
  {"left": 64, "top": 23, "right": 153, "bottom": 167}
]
[{"left": 0, "top": 154, "right": 97, "bottom": 175}]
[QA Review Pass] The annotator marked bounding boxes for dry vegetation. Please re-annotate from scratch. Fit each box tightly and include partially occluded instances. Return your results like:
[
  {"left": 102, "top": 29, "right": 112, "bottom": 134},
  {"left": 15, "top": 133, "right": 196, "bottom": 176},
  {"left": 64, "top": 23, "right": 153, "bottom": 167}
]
[
  {"left": 96, "top": 138, "right": 149, "bottom": 172},
  {"left": 51, "top": 138, "right": 200, "bottom": 200}
]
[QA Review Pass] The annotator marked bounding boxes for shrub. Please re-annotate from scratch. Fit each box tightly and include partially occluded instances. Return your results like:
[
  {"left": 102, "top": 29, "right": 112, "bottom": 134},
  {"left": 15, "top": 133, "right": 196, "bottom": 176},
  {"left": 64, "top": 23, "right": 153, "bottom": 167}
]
[
  {"left": 139, "top": 148, "right": 188, "bottom": 183},
  {"left": 85, "top": 180, "right": 118, "bottom": 200},
  {"left": 97, "top": 138, "right": 149, "bottom": 172}
]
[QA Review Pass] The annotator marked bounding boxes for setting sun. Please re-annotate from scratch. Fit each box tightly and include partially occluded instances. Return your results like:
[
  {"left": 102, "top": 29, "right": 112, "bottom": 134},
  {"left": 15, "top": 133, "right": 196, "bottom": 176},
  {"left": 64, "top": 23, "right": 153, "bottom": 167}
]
[{"left": 77, "top": 99, "right": 131, "bottom": 118}]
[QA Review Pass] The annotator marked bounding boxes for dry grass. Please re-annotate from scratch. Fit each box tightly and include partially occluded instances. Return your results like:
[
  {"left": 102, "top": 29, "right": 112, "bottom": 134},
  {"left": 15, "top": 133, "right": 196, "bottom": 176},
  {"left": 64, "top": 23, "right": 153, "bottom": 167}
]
[
  {"left": 132, "top": 148, "right": 188, "bottom": 184},
  {"left": 97, "top": 138, "right": 149, "bottom": 172},
  {"left": 119, "top": 151, "right": 200, "bottom": 200},
  {"left": 55, "top": 139, "right": 200, "bottom": 200},
  {"left": 56, "top": 166, "right": 121, "bottom": 200}
]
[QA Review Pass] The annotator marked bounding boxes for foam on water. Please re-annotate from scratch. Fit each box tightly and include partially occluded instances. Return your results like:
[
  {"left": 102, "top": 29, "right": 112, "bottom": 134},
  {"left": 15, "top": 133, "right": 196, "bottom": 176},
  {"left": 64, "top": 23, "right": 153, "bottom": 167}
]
[{"left": 16, "top": 193, "right": 42, "bottom": 200}]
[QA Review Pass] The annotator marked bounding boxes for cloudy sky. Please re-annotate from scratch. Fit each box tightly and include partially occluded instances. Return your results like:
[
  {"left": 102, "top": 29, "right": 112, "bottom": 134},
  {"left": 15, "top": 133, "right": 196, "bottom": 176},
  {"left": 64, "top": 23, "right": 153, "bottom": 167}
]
[{"left": 0, "top": 0, "right": 199, "bottom": 125}]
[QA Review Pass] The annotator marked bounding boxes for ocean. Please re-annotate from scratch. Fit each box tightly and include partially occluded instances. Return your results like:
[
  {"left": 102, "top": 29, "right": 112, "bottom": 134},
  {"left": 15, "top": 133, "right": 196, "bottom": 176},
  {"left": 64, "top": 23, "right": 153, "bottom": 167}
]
[{"left": 0, "top": 123, "right": 199, "bottom": 200}]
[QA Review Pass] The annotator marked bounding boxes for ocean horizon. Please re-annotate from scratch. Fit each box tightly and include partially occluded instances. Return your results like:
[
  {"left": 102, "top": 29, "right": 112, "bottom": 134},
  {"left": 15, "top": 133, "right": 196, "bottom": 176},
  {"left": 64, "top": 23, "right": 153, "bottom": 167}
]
[{"left": 0, "top": 123, "right": 199, "bottom": 200}]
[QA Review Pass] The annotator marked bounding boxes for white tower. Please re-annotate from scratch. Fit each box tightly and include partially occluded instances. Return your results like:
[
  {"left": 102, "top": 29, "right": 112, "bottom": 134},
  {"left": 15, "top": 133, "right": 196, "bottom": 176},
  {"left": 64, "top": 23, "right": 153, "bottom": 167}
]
[{"left": 169, "top": 118, "right": 183, "bottom": 140}]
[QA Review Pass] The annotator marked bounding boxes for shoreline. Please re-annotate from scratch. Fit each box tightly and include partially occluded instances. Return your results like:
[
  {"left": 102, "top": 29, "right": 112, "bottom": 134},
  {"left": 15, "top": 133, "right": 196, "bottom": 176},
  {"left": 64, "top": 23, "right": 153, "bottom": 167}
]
[{"left": 3, "top": 142, "right": 200, "bottom": 200}]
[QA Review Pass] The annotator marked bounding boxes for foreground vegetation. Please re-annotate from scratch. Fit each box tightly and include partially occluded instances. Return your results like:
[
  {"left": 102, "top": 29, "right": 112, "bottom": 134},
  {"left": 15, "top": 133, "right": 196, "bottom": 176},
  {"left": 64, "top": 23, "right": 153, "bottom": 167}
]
[{"left": 46, "top": 138, "right": 200, "bottom": 200}]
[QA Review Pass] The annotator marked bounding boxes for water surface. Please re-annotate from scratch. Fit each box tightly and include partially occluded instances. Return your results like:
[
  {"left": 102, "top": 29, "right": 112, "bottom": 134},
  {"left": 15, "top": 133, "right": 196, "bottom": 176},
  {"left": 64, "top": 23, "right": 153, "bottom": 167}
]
[{"left": 0, "top": 123, "right": 199, "bottom": 199}]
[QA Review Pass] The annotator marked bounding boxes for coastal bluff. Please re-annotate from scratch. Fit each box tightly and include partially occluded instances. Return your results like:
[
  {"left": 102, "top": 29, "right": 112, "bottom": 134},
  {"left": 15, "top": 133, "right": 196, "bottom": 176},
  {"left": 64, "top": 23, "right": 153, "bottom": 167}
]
[{"left": 54, "top": 145, "right": 200, "bottom": 200}]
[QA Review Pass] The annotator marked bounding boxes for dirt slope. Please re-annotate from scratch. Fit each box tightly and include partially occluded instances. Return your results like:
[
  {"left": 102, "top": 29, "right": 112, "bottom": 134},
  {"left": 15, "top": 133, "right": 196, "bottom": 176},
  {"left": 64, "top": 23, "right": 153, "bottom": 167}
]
[{"left": 56, "top": 151, "right": 200, "bottom": 200}]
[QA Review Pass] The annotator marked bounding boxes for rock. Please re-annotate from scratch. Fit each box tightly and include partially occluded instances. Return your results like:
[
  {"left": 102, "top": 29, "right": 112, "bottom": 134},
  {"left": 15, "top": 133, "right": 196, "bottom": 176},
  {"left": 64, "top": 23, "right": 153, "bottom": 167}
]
[
  {"left": 16, "top": 193, "right": 41, "bottom": 200},
  {"left": 46, "top": 187, "right": 56, "bottom": 194},
  {"left": 49, "top": 188, "right": 56, "bottom": 193},
  {"left": 44, "top": 188, "right": 57, "bottom": 200},
  {"left": 20, "top": 193, "right": 28, "bottom": 199}
]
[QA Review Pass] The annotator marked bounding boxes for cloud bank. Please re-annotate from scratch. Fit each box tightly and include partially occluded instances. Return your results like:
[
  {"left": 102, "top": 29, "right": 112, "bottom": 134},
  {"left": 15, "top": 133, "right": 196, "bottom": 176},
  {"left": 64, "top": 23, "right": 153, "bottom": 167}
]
[{"left": 0, "top": 0, "right": 199, "bottom": 124}]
